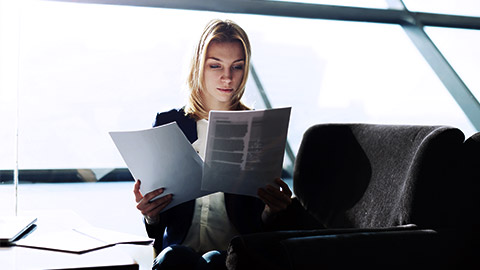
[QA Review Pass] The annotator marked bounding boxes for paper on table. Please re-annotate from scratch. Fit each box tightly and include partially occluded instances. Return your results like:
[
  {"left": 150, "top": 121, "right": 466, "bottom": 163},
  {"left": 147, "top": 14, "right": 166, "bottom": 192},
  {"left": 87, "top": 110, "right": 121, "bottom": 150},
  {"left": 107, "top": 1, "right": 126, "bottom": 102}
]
[
  {"left": 109, "top": 122, "right": 212, "bottom": 212},
  {"left": 202, "top": 107, "right": 291, "bottom": 197},
  {"left": 73, "top": 226, "right": 153, "bottom": 247},
  {"left": 15, "top": 226, "right": 152, "bottom": 254}
]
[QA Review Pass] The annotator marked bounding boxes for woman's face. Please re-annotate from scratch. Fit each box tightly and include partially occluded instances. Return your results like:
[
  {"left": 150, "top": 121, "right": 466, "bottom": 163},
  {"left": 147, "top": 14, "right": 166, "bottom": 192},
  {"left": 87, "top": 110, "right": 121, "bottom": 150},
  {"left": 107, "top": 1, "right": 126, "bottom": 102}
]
[{"left": 202, "top": 41, "right": 245, "bottom": 111}]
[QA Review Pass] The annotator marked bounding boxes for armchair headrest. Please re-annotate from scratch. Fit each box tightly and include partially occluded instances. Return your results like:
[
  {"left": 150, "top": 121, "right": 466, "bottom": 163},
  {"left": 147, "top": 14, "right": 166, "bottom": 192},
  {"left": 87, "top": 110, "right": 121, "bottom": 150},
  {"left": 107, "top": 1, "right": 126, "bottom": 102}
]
[{"left": 293, "top": 123, "right": 465, "bottom": 229}]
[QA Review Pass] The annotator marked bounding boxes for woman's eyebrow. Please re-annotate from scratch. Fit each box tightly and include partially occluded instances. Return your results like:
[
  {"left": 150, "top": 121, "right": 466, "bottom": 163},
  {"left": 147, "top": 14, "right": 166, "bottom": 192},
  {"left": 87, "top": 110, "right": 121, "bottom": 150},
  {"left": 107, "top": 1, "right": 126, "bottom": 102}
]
[{"left": 207, "top": 57, "right": 245, "bottom": 63}]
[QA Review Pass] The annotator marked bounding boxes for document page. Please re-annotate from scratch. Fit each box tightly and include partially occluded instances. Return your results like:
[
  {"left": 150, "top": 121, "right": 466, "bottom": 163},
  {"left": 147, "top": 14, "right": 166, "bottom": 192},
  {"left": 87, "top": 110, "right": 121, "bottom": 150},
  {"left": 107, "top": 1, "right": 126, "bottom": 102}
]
[
  {"left": 15, "top": 226, "right": 152, "bottom": 254},
  {"left": 109, "top": 123, "right": 212, "bottom": 212},
  {"left": 202, "top": 107, "right": 291, "bottom": 197}
]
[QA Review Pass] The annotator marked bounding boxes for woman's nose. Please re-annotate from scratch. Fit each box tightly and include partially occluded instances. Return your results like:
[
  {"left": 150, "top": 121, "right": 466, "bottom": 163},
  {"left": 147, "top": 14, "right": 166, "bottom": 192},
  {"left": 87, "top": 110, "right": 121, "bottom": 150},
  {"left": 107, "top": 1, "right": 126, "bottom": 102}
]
[{"left": 221, "top": 69, "right": 232, "bottom": 82}]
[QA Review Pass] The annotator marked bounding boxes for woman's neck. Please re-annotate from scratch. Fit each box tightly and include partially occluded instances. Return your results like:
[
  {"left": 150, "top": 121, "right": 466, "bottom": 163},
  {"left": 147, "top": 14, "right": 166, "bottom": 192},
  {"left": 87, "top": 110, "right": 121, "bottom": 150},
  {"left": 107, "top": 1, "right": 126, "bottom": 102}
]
[{"left": 205, "top": 102, "right": 231, "bottom": 113}]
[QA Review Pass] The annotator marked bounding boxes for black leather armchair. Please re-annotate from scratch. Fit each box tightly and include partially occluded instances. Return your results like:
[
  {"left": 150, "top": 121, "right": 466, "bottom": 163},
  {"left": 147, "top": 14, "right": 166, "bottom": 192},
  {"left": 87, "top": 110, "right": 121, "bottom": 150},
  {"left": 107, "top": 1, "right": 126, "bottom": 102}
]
[
  {"left": 461, "top": 131, "right": 480, "bottom": 266},
  {"left": 227, "top": 124, "right": 473, "bottom": 269}
]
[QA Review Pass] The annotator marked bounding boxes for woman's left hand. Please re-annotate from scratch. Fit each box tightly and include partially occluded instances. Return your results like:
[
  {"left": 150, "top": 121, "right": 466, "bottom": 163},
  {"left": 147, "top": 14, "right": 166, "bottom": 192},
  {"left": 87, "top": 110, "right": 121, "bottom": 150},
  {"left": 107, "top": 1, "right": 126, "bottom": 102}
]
[{"left": 258, "top": 178, "right": 292, "bottom": 223}]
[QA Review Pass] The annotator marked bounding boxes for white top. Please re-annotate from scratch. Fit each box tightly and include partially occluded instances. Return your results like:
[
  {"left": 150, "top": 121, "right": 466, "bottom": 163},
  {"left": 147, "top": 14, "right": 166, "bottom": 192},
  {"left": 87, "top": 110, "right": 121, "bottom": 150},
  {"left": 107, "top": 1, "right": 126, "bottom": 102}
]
[{"left": 182, "top": 119, "right": 239, "bottom": 253}]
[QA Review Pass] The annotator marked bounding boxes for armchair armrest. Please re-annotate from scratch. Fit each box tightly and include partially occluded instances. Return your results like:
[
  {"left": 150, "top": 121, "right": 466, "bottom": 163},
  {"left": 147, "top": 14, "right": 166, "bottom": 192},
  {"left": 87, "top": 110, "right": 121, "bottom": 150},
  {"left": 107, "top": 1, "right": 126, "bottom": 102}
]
[
  {"left": 227, "top": 225, "right": 423, "bottom": 270},
  {"left": 280, "top": 229, "right": 450, "bottom": 270}
]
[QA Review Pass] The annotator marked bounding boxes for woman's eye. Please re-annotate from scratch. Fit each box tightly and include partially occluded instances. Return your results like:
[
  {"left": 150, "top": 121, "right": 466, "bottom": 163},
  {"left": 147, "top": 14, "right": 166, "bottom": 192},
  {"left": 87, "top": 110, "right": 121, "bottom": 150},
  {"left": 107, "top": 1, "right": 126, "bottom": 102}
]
[
  {"left": 209, "top": 64, "right": 221, "bottom": 69},
  {"left": 232, "top": 65, "right": 244, "bottom": 70}
]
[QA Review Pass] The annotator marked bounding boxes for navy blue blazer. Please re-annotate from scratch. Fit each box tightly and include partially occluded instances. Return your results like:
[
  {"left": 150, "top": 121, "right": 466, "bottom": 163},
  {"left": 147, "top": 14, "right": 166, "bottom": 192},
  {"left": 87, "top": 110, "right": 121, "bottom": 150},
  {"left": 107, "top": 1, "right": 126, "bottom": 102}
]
[{"left": 145, "top": 108, "right": 266, "bottom": 252}]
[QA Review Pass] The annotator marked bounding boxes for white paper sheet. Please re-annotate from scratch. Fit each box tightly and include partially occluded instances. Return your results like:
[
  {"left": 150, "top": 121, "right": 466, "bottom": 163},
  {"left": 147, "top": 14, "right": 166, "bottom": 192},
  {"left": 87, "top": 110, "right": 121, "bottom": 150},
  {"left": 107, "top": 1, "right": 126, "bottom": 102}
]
[
  {"left": 15, "top": 226, "right": 152, "bottom": 254},
  {"left": 109, "top": 123, "right": 212, "bottom": 212},
  {"left": 110, "top": 107, "right": 291, "bottom": 205},
  {"left": 202, "top": 107, "right": 291, "bottom": 197}
]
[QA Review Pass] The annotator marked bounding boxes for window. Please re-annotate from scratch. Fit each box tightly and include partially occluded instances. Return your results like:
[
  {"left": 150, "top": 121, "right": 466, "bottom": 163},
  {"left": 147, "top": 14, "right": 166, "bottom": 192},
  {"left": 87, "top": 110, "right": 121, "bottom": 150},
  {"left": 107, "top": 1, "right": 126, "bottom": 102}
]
[
  {"left": 0, "top": 0, "right": 478, "bottom": 185},
  {"left": 403, "top": 0, "right": 480, "bottom": 17},
  {"left": 425, "top": 26, "right": 480, "bottom": 101},
  {"left": 268, "top": 0, "right": 388, "bottom": 9}
]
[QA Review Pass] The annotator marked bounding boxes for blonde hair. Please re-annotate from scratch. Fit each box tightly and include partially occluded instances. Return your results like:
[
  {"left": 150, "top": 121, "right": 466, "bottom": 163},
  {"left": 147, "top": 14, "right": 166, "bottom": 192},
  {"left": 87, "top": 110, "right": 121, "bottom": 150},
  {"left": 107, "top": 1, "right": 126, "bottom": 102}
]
[{"left": 185, "top": 19, "right": 251, "bottom": 120}]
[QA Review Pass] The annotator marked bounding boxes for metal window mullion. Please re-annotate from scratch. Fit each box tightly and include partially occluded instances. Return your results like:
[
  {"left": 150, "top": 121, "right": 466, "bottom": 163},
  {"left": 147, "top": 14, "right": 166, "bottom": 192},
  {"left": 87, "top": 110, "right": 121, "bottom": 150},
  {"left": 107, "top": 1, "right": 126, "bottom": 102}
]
[
  {"left": 401, "top": 24, "right": 480, "bottom": 130},
  {"left": 250, "top": 64, "right": 296, "bottom": 173},
  {"left": 387, "top": 0, "right": 480, "bottom": 129},
  {"left": 45, "top": 0, "right": 409, "bottom": 24},
  {"left": 46, "top": 0, "right": 480, "bottom": 31}
]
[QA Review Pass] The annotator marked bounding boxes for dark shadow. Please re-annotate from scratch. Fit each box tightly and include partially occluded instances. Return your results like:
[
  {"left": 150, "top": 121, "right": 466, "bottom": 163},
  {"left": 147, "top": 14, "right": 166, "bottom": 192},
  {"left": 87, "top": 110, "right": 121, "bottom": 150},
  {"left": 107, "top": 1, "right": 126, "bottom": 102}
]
[
  {"left": 294, "top": 124, "right": 372, "bottom": 228},
  {"left": 0, "top": 168, "right": 135, "bottom": 183},
  {"left": 99, "top": 168, "right": 135, "bottom": 182}
]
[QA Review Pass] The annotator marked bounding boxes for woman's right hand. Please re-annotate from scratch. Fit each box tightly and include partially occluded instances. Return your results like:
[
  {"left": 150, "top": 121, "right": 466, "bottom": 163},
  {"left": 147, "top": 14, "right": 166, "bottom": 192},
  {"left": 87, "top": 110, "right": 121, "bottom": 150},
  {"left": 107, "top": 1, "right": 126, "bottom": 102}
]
[{"left": 133, "top": 180, "right": 173, "bottom": 223}]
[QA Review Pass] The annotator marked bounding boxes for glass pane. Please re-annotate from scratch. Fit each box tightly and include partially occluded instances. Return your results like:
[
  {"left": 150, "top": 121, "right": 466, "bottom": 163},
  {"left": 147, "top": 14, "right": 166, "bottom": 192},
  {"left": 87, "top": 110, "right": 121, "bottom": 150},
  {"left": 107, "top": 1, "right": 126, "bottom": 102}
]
[
  {"left": 229, "top": 15, "right": 477, "bottom": 152},
  {"left": 403, "top": 0, "right": 480, "bottom": 17},
  {"left": 0, "top": 0, "right": 19, "bottom": 215},
  {"left": 0, "top": 0, "right": 18, "bottom": 173},
  {"left": 268, "top": 0, "right": 388, "bottom": 9},
  {"left": 17, "top": 1, "right": 216, "bottom": 171},
  {"left": 13, "top": 1, "right": 478, "bottom": 180},
  {"left": 425, "top": 26, "right": 480, "bottom": 108},
  {"left": 0, "top": 7, "right": 16, "bottom": 170}
]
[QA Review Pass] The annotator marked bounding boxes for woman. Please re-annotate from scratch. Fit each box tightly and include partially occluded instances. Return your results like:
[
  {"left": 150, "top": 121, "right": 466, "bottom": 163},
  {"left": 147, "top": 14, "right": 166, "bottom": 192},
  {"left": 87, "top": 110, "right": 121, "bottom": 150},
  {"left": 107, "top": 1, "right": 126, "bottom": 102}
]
[{"left": 133, "top": 19, "right": 292, "bottom": 269}]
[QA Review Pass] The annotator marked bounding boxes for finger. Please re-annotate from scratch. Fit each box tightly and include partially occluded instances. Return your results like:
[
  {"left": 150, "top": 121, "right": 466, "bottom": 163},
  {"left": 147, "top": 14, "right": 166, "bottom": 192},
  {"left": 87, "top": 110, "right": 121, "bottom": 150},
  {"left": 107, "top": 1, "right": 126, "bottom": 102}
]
[
  {"left": 258, "top": 185, "right": 283, "bottom": 203},
  {"left": 136, "top": 188, "right": 164, "bottom": 211},
  {"left": 143, "top": 187, "right": 166, "bottom": 202},
  {"left": 258, "top": 187, "right": 290, "bottom": 212},
  {"left": 139, "top": 194, "right": 173, "bottom": 216},
  {"left": 133, "top": 180, "right": 143, "bottom": 203},
  {"left": 275, "top": 178, "right": 293, "bottom": 197},
  {"left": 265, "top": 184, "right": 292, "bottom": 207},
  {"left": 257, "top": 187, "right": 267, "bottom": 202},
  {"left": 146, "top": 195, "right": 173, "bottom": 217},
  {"left": 261, "top": 196, "right": 284, "bottom": 213},
  {"left": 266, "top": 184, "right": 290, "bottom": 202},
  {"left": 257, "top": 188, "right": 274, "bottom": 207}
]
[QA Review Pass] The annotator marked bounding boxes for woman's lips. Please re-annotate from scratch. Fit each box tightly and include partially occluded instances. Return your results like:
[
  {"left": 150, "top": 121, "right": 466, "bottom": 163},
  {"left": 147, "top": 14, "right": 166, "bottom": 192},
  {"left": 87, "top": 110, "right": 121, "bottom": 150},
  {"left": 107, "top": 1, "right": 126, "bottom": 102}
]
[{"left": 217, "top": 88, "right": 233, "bottom": 92}]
